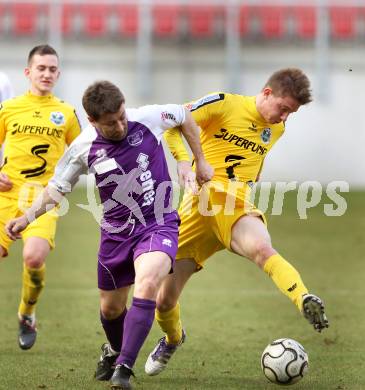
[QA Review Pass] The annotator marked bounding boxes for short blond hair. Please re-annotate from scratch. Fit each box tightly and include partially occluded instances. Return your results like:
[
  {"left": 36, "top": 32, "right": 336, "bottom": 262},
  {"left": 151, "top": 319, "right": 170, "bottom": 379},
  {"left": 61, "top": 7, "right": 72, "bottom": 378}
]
[{"left": 264, "top": 68, "right": 312, "bottom": 105}]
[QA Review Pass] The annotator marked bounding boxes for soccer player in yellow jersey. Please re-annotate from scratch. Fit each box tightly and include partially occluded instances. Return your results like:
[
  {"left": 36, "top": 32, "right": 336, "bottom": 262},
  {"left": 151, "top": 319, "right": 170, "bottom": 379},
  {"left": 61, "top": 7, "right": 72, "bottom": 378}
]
[
  {"left": 0, "top": 44, "right": 81, "bottom": 350},
  {"left": 145, "top": 68, "right": 329, "bottom": 375}
]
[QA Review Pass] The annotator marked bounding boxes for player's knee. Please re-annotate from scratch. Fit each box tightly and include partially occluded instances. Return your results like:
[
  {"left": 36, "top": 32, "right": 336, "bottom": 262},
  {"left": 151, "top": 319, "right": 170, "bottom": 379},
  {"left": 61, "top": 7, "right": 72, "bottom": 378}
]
[
  {"left": 134, "top": 277, "right": 159, "bottom": 300},
  {"left": 23, "top": 251, "right": 46, "bottom": 268},
  {"left": 100, "top": 302, "right": 124, "bottom": 320},
  {"left": 156, "top": 296, "right": 177, "bottom": 312},
  {"left": 250, "top": 242, "right": 275, "bottom": 268},
  {"left": 155, "top": 283, "right": 178, "bottom": 312}
]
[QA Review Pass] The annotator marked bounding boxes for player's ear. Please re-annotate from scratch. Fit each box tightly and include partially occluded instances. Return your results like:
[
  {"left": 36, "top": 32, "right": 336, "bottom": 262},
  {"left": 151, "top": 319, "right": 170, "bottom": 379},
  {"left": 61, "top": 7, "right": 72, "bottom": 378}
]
[
  {"left": 88, "top": 116, "right": 96, "bottom": 125},
  {"left": 263, "top": 87, "right": 273, "bottom": 97},
  {"left": 24, "top": 67, "right": 30, "bottom": 77}
]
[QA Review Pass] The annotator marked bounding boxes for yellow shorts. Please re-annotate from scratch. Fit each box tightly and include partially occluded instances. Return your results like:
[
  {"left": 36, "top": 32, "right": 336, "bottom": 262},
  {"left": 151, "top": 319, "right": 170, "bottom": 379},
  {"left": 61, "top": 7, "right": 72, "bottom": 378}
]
[
  {"left": 0, "top": 194, "right": 58, "bottom": 255},
  {"left": 176, "top": 182, "right": 266, "bottom": 268}
]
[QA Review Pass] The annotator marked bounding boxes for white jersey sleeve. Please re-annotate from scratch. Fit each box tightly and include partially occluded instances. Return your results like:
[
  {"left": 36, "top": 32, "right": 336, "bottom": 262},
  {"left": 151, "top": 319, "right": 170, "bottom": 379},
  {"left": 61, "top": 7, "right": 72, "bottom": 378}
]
[
  {"left": 48, "top": 125, "right": 96, "bottom": 193},
  {"left": 0, "top": 72, "right": 14, "bottom": 102},
  {"left": 127, "top": 104, "right": 186, "bottom": 142}
]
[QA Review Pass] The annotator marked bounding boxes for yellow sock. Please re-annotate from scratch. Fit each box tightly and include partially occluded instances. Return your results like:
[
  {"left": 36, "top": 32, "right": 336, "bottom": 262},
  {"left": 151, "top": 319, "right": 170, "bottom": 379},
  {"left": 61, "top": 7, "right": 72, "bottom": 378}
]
[
  {"left": 18, "top": 264, "right": 46, "bottom": 317},
  {"left": 155, "top": 303, "right": 183, "bottom": 345},
  {"left": 263, "top": 254, "right": 308, "bottom": 312}
]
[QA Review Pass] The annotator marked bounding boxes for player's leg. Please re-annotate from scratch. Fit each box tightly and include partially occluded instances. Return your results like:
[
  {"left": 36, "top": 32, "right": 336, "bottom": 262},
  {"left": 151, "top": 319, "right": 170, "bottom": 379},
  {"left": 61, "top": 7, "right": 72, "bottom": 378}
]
[
  {"left": 20, "top": 237, "right": 49, "bottom": 315},
  {"left": 0, "top": 199, "right": 39, "bottom": 348},
  {"left": 231, "top": 215, "right": 305, "bottom": 305},
  {"left": 111, "top": 251, "right": 171, "bottom": 389},
  {"left": 145, "top": 258, "right": 196, "bottom": 376},
  {"left": 230, "top": 215, "right": 328, "bottom": 331},
  {"left": 146, "top": 190, "right": 223, "bottom": 376},
  {"left": 18, "top": 237, "right": 49, "bottom": 350},
  {"left": 18, "top": 211, "right": 58, "bottom": 349},
  {"left": 96, "top": 286, "right": 130, "bottom": 381},
  {"left": 95, "top": 229, "right": 141, "bottom": 384},
  {"left": 156, "top": 259, "right": 196, "bottom": 342},
  {"left": 155, "top": 189, "right": 218, "bottom": 345}
]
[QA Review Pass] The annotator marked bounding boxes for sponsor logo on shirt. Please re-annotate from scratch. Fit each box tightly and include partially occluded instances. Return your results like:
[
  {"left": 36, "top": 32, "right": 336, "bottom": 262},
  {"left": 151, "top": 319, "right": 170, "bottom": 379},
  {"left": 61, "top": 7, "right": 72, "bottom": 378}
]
[
  {"left": 127, "top": 130, "right": 143, "bottom": 146},
  {"left": 33, "top": 111, "right": 42, "bottom": 118},
  {"left": 10, "top": 123, "right": 63, "bottom": 138},
  {"left": 161, "top": 112, "right": 177, "bottom": 122},
  {"left": 137, "top": 153, "right": 156, "bottom": 207},
  {"left": 214, "top": 128, "right": 267, "bottom": 155},
  {"left": 50, "top": 111, "right": 65, "bottom": 126}
]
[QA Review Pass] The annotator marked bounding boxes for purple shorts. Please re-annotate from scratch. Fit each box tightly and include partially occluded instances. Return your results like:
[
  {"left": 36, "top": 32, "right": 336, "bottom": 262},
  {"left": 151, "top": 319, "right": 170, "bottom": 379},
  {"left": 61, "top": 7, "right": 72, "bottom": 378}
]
[{"left": 97, "top": 216, "right": 179, "bottom": 290}]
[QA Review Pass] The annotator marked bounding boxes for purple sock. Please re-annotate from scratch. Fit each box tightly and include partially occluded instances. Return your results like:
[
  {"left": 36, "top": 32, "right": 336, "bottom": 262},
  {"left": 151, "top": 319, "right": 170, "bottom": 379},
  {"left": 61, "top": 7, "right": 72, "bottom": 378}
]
[
  {"left": 100, "top": 308, "right": 127, "bottom": 352},
  {"left": 116, "top": 297, "right": 156, "bottom": 368}
]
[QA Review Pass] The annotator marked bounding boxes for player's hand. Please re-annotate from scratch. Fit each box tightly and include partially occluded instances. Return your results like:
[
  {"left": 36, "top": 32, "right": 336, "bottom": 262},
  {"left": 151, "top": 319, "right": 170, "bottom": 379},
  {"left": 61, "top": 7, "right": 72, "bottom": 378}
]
[
  {"left": 177, "top": 160, "right": 198, "bottom": 194},
  {"left": 5, "top": 215, "right": 29, "bottom": 240},
  {"left": 195, "top": 158, "right": 214, "bottom": 186},
  {"left": 0, "top": 173, "right": 12, "bottom": 191}
]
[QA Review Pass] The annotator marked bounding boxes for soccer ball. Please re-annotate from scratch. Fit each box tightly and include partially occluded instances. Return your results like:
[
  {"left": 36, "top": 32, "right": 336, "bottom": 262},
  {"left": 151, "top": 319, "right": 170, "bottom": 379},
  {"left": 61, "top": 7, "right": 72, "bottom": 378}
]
[{"left": 261, "top": 338, "right": 309, "bottom": 385}]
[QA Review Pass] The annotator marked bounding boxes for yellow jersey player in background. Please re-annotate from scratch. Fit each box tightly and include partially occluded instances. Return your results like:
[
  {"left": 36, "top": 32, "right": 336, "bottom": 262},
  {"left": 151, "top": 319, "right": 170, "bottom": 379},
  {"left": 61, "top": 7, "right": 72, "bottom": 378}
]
[
  {"left": 0, "top": 44, "right": 81, "bottom": 350},
  {"left": 145, "top": 68, "right": 329, "bottom": 376}
]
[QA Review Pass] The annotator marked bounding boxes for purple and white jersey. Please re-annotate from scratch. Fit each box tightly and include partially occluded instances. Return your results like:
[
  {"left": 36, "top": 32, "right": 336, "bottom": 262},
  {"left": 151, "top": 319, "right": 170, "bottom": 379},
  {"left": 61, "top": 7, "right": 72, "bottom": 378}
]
[{"left": 49, "top": 104, "right": 185, "bottom": 237}]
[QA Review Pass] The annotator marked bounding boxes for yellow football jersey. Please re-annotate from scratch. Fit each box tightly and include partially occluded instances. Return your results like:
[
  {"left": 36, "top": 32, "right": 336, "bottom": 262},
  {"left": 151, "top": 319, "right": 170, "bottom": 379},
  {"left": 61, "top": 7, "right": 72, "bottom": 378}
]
[
  {"left": 0, "top": 92, "right": 81, "bottom": 199},
  {"left": 165, "top": 92, "right": 285, "bottom": 185}
]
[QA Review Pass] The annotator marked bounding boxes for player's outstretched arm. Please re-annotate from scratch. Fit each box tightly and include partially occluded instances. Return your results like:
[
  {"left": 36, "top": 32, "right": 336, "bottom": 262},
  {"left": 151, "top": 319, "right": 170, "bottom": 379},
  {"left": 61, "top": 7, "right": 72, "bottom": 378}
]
[
  {"left": 5, "top": 185, "right": 64, "bottom": 240},
  {"left": 180, "top": 108, "right": 214, "bottom": 186}
]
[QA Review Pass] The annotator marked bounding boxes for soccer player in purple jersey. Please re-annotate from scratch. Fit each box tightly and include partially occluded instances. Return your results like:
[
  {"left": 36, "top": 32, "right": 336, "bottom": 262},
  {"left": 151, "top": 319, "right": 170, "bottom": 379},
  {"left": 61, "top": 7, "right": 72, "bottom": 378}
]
[{"left": 6, "top": 80, "right": 214, "bottom": 390}]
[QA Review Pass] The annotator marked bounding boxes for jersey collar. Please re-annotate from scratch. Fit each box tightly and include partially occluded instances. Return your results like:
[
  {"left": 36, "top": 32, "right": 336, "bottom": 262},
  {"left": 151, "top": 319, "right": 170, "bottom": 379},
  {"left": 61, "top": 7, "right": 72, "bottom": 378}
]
[{"left": 25, "top": 91, "right": 54, "bottom": 102}]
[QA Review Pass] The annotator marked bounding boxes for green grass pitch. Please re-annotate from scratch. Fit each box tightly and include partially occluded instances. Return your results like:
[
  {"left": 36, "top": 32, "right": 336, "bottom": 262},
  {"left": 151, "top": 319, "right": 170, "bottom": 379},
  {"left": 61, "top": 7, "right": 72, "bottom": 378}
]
[{"left": 0, "top": 188, "right": 364, "bottom": 389}]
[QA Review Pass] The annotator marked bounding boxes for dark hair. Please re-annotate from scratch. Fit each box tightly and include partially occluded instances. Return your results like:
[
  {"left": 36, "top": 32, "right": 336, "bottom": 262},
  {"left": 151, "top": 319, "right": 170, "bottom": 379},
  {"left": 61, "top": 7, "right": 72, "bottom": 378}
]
[
  {"left": 28, "top": 44, "right": 58, "bottom": 65},
  {"left": 82, "top": 80, "right": 125, "bottom": 120},
  {"left": 264, "top": 68, "right": 312, "bottom": 105}
]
